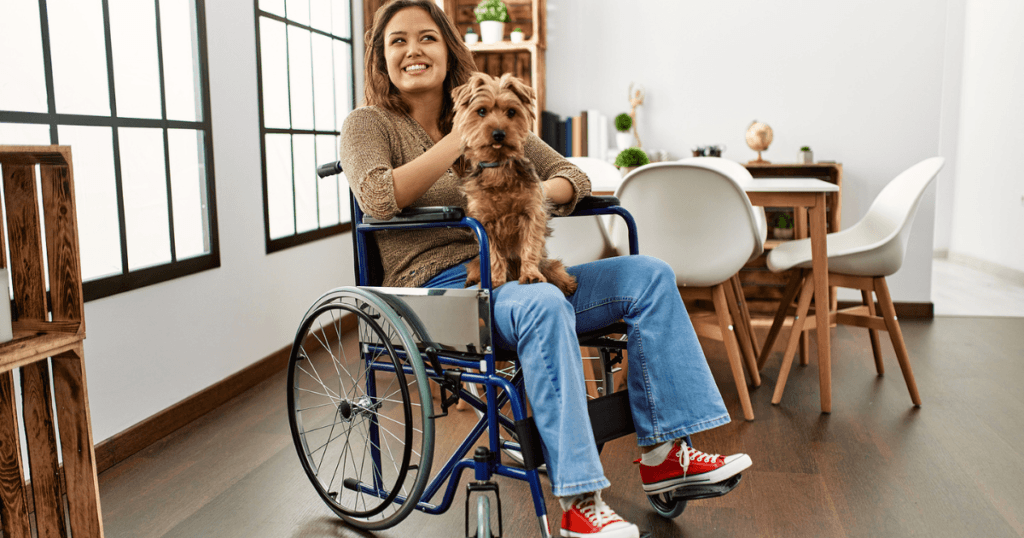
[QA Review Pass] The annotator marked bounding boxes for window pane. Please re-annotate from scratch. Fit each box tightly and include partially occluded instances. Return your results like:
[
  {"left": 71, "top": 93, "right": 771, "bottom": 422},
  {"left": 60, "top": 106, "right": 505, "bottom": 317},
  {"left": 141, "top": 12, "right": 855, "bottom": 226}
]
[
  {"left": 333, "top": 41, "right": 353, "bottom": 123},
  {"left": 285, "top": 0, "right": 310, "bottom": 26},
  {"left": 259, "top": 0, "right": 285, "bottom": 17},
  {"left": 119, "top": 127, "right": 171, "bottom": 270},
  {"left": 0, "top": 124, "right": 51, "bottom": 145},
  {"left": 338, "top": 172, "right": 351, "bottom": 223},
  {"left": 309, "top": 0, "right": 332, "bottom": 34},
  {"left": 288, "top": 26, "right": 314, "bottom": 130},
  {"left": 331, "top": 0, "right": 350, "bottom": 39},
  {"left": 0, "top": 1, "right": 48, "bottom": 113},
  {"left": 293, "top": 134, "right": 317, "bottom": 233},
  {"left": 58, "top": 125, "right": 122, "bottom": 280},
  {"left": 266, "top": 134, "right": 295, "bottom": 239},
  {"left": 168, "top": 129, "right": 209, "bottom": 260},
  {"left": 48, "top": 0, "right": 110, "bottom": 116},
  {"left": 312, "top": 33, "right": 335, "bottom": 131},
  {"left": 316, "top": 134, "right": 338, "bottom": 226},
  {"left": 109, "top": 0, "right": 162, "bottom": 119},
  {"left": 260, "top": 18, "right": 290, "bottom": 129},
  {"left": 161, "top": 0, "right": 203, "bottom": 122}
]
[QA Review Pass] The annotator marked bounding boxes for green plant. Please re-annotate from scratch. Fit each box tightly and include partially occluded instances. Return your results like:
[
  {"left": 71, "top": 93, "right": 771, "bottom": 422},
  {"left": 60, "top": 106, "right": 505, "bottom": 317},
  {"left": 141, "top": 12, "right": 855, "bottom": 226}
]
[
  {"left": 466, "top": 26, "right": 476, "bottom": 33},
  {"left": 614, "top": 147, "right": 650, "bottom": 168},
  {"left": 614, "top": 113, "right": 632, "bottom": 133},
  {"left": 800, "top": 146, "right": 811, "bottom": 152},
  {"left": 474, "top": 0, "right": 510, "bottom": 23},
  {"left": 512, "top": 27, "right": 523, "bottom": 32},
  {"left": 774, "top": 213, "right": 793, "bottom": 229}
]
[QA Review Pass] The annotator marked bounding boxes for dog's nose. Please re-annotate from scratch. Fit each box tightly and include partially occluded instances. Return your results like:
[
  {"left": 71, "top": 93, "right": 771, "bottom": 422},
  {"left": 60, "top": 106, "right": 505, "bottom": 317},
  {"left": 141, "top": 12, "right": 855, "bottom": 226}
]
[{"left": 491, "top": 129, "right": 506, "bottom": 143}]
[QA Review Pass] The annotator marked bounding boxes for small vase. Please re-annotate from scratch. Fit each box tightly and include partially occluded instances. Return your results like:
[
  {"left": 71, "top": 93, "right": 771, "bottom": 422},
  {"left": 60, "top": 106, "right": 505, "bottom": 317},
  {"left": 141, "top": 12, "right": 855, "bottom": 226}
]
[
  {"left": 773, "top": 228, "right": 794, "bottom": 240},
  {"left": 465, "top": 32, "right": 479, "bottom": 45},
  {"left": 798, "top": 150, "right": 813, "bottom": 164},
  {"left": 620, "top": 166, "right": 637, "bottom": 178},
  {"left": 510, "top": 31, "right": 524, "bottom": 43},
  {"left": 616, "top": 132, "right": 633, "bottom": 151},
  {"left": 479, "top": 21, "right": 504, "bottom": 44}
]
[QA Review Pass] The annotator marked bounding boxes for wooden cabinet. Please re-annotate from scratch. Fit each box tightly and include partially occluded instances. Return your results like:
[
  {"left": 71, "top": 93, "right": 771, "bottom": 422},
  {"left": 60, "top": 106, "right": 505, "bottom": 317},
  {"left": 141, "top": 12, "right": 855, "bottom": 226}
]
[
  {"left": 741, "top": 163, "right": 843, "bottom": 310},
  {"left": 0, "top": 146, "right": 103, "bottom": 537},
  {"left": 363, "top": 0, "right": 548, "bottom": 132}
]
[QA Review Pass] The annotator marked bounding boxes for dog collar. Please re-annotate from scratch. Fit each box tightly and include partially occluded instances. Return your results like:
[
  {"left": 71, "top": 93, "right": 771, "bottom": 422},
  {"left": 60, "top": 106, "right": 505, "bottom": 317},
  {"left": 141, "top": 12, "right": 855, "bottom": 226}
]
[{"left": 478, "top": 161, "right": 505, "bottom": 169}]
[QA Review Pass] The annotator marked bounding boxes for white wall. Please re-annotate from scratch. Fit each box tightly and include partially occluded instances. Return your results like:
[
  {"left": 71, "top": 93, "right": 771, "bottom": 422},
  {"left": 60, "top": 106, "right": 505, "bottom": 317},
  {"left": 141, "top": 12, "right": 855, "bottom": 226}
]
[
  {"left": 947, "top": 0, "right": 1024, "bottom": 275},
  {"left": 546, "top": 0, "right": 954, "bottom": 302},
  {"left": 83, "top": 0, "right": 355, "bottom": 443}
]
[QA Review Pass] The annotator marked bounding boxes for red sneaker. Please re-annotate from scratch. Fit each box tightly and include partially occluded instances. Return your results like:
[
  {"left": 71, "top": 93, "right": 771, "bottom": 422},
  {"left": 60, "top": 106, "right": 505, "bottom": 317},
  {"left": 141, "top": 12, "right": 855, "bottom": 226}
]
[
  {"left": 560, "top": 491, "right": 639, "bottom": 538},
  {"left": 637, "top": 441, "right": 751, "bottom": 494}
]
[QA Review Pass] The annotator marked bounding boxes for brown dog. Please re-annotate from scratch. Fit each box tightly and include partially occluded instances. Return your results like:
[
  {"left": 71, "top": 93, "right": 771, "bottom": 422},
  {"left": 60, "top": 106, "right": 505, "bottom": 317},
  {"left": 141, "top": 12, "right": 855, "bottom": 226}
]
[{"left": 452, "top": 72, "right": 577, "bottom": 296}]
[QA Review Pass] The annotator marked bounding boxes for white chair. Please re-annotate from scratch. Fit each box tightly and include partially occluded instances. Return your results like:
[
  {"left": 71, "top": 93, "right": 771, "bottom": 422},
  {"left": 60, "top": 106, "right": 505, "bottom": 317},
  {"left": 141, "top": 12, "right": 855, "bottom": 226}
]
[
  {"left": 613, "top": 159, "right": 766, "bottom": 420},
  {"left": 546, "top": 157, "right": 620, "bottom": 267},
  {"left": 762, "top": 157, "right": 945, "bottom": 410}
]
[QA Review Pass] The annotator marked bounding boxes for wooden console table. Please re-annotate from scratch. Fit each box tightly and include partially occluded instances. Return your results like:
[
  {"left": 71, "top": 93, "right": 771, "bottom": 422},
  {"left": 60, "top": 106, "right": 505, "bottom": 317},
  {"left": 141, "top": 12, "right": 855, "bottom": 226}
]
[{"left": 0, "top": 146, "right": 103, "bottom": 537}]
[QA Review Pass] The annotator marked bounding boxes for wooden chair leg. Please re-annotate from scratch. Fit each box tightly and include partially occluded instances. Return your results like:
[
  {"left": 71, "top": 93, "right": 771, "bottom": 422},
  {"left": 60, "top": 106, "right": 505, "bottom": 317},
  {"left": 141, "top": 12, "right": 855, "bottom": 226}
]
[
  {"left": 757, "top": 269, "right": 804, "bottom": 370},
  {"left": 725, "top": 275, "right": 760, "bottom": 388},
  {"left": 874, "top": 277, "right": 922, "bottom": 406},
  {"left": 732, "top": 274, "right": 760, "bottom": 358},
  {"left": 862, "top": 290, "right": 884, "bottom": 375},
  {"left": 772, "top": 275, "right": 815, "bottom": 405},
  {"left": 712, "top": 284, "right": 755, "bottom": 420},
  {"left": 799, "top": 325, "right": 810, "bottom": 366}
]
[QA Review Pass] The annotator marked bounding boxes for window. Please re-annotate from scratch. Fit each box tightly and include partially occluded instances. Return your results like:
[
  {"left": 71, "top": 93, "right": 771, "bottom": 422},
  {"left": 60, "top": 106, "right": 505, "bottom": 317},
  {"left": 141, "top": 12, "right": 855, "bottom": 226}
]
[
  {"left": 0, "top": 0, "right": 218, "bottom": 301},
  {"left": 256, "top": 0, "right": 355, "bottom": 253}
]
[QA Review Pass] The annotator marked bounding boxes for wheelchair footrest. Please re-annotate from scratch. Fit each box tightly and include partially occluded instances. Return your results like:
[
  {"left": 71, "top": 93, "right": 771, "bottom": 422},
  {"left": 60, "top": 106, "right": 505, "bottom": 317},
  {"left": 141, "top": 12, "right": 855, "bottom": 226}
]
[{"left": 668, "top": 473, "right": 743, "bottom": 501}]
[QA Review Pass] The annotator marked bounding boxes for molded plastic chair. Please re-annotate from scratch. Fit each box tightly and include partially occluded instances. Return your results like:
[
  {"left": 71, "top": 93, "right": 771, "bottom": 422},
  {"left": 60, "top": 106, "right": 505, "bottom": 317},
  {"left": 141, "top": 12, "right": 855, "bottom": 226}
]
[
  {"left": 761, "top": 157, "right": 945, "bottom": 410},
  {"left": 612, "top": 159, "right": 766, "bottom": 420}
]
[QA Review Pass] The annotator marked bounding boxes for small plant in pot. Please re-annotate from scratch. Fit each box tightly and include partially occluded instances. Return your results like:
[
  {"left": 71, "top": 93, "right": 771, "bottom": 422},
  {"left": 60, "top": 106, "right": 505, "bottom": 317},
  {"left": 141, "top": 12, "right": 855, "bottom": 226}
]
[
  {"left": 614, "top": 147, "right": 650, "bottom": 177},
  {"left": 614, "top": 113, "right": 633, "bottom": 151},
  {"left": 510, "top": 26, "right": 525, "bottom": 43},
  {"left": 474, "top": 0, "right": 510, "bottom": 44},
  {"left": 798, "top": 145, "right": 813, "bottom": 164},
  {"left": 773, "top": 212, "right": 794, "bottom": 239},
  {"left": 464, "top": 26, "right": 478, "bottom": 44}
]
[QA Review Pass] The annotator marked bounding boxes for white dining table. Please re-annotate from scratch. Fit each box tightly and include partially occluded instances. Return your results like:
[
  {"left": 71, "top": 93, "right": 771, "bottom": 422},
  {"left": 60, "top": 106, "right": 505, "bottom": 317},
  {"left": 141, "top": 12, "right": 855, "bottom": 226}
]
[{"left": 742, "top": 178, "right": 841, "bottom": 413}]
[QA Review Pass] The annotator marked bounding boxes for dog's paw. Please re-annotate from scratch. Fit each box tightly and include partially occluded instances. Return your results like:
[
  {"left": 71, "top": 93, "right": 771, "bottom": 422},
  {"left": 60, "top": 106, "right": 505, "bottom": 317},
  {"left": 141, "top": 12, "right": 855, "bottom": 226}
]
[
  {"left": 559, "top": 278, "right": 578, "bottom": 297},
  {"left": 519, "top": 270, "right": 547, "bottom": 285}
]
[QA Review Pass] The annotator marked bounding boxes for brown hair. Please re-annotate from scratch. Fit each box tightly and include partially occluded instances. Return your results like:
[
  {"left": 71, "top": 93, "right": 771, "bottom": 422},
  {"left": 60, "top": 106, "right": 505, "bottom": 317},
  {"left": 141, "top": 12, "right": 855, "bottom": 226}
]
[{"left": 363, "top": 0, "right": 478, "bottom": 134}]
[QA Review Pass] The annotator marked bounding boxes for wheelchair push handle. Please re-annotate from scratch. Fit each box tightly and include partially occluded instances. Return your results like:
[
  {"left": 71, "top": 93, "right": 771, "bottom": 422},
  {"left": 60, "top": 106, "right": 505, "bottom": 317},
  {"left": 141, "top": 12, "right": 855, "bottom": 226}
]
[{"left": 317, "top": 161, "right": 342, "bottom": 178}]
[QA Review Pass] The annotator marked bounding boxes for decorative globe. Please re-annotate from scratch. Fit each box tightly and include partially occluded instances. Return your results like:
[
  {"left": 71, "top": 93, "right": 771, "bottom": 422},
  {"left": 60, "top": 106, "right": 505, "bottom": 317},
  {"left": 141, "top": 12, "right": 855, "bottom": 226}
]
[{"left": 745, "top": 120, "right": 773, "bottom": 163}]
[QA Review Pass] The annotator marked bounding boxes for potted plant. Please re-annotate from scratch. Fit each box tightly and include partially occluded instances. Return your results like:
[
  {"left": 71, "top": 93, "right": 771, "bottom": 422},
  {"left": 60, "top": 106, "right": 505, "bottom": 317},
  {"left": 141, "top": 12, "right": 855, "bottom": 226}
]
[
  {"left": 614, "top": 113, "right": 633, "bottom": 151},
  {"left": 798, "top": 145, "right": 813, "bottom": 164},
  {"left": 772, "top": 212, "right": 794, "bottom": 239},
  {"left": 510, "top": 26, "right": 525, "bottom": 43},
  {"left": 474, "top": 0, "right": 510, "bottom": 44},
  {"left": 464, "top": 26, "right": 479, "bottom": 45},
  {"left": 614, "top": 147, "right": 650, "bottom": 177}
]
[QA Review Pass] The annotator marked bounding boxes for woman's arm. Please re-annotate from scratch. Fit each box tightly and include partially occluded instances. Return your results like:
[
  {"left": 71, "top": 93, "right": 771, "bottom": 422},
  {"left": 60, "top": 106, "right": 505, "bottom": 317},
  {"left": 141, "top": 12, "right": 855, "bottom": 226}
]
[
  {"left": 525, "top": 133, "right": 591, "bottom": 215},
  {"left": 392, "top": 131, "right": 461, "bottom": 209}
]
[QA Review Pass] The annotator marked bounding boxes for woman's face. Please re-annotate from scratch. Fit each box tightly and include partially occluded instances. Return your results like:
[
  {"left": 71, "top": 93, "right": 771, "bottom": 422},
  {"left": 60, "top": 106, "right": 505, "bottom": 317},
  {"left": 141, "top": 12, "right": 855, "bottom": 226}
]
[{"left": 383, "top": 7, "right": 449, "bottom": 98}]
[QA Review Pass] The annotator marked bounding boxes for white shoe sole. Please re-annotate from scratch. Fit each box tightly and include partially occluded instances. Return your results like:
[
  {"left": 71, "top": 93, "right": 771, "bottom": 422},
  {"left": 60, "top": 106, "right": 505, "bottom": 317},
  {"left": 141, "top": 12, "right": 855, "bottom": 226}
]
[
  {"left": 642, "top": 453, "right": 752, "bottom": 494},
  {"left": 561, "top": 523, "right": 640, "bottom": 538}
]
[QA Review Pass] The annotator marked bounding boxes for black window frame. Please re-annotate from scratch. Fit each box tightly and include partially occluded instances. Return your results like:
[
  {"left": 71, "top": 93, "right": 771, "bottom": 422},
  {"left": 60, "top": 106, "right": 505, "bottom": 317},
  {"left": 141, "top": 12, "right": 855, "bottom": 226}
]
[
  {"left": 0, "top": 0, "right": 220, "bottom": 302},
  {"left": 255, "top": 0, "right": 356, "bottom": 254}
]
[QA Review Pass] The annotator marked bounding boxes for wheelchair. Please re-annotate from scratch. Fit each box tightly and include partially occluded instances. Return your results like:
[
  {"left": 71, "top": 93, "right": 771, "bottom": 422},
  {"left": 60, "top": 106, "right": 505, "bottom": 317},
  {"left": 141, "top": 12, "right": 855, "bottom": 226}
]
[{"left": 286, "top": 161, "right": 742, "bottom": 537}]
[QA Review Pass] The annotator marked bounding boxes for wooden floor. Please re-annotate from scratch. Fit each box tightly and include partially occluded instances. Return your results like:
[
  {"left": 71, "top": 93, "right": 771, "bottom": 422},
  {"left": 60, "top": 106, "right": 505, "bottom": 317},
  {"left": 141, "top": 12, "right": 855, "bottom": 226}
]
[{"left": 98, "top": 316, "right": 1024, "bottom": 538}]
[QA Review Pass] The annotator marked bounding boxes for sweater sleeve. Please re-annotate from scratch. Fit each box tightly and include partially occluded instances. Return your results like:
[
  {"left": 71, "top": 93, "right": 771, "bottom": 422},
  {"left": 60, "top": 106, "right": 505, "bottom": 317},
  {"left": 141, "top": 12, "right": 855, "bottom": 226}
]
[
  {"left": 524, "top": 133, "right": 591, "bottom": 216},
  {"left": 339, "top": 108, "right": 402, "bottom": 220}
]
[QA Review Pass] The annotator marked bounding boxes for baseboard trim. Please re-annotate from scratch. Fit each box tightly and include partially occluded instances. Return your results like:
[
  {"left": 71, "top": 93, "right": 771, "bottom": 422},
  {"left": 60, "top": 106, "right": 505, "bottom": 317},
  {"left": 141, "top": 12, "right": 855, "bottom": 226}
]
[
  {"left": 837, "top": 300, "right": 934, "bottom": 319},
  {"left": 946, "top": 252, "right": 1024, "bottom": 286},
  {"left": 94, "top": 315, "right": 356, "bottom": 473}
]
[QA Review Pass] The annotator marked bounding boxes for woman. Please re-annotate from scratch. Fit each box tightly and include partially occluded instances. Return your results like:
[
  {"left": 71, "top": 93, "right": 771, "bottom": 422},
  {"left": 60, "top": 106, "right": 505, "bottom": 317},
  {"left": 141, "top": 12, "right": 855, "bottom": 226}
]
[{"left": 339, "top": 2, "right": 751, "bottom": 536}]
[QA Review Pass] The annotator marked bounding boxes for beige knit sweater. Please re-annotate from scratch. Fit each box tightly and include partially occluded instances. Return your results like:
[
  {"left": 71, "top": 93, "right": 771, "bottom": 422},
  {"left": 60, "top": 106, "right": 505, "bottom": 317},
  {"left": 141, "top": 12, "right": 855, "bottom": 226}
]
[{"left": 339, "top": 106, "right": 591, "bottom": 288}]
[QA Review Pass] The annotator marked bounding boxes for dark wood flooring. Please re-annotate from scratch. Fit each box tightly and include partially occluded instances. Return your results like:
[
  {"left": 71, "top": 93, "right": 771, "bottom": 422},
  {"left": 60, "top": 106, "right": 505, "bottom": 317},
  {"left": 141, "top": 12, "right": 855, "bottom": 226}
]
[{"left": 98, "top": 316, "right": 1024, "bottom": 538}]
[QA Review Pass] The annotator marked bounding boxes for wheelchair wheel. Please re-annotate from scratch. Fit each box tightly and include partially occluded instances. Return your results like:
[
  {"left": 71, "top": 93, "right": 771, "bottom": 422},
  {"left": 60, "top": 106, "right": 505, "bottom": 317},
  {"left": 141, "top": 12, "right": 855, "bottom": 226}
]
[
  {"left": 476, "top": 495, "right": 492, "bottom": 538},
  {"left": 647, "top": 491, "right": 687, "bottom": 518},
  {"left": 288, "top": 288, "right": 434, "bottom": 530}
]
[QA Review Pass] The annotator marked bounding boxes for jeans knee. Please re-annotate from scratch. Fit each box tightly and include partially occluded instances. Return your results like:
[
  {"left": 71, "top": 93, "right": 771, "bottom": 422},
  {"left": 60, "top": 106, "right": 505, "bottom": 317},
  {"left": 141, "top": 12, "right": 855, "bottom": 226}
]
[{"left": 635, "top": 255, "right": 677, "bottom": 287}]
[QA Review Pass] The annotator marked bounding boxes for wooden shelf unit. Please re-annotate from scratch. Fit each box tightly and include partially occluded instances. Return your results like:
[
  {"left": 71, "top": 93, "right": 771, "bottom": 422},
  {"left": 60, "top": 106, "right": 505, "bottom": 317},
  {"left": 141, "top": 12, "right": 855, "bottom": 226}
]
[{"left": 0, "top": 146, "right": 103, "bottom": 538}]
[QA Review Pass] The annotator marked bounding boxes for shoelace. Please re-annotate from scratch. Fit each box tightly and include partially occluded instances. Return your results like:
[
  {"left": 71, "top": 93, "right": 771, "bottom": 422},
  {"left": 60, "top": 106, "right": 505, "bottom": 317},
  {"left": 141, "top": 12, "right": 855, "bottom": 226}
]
[
  {"left": 678, "top": 442, "right": 720, "bottom": 477},
  {"left": 575, "top": 491, "right": 622, "bottom": 529}
]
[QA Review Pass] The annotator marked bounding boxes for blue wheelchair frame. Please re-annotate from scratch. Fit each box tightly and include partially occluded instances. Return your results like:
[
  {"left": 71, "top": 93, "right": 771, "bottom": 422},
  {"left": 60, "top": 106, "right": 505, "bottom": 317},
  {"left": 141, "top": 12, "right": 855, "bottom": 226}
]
[{"left": 348, "top": 189, "right": 639, "bottom": 537}]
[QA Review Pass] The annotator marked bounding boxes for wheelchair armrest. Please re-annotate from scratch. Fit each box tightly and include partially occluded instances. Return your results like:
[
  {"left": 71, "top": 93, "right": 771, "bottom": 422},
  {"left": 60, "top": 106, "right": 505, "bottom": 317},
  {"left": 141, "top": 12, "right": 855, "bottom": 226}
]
[
  {"left": 362, "top": 206, "right": 465, "bottom": 225},
  {"left": 569, "top": 195, "right": 620, "bottom": 214}
]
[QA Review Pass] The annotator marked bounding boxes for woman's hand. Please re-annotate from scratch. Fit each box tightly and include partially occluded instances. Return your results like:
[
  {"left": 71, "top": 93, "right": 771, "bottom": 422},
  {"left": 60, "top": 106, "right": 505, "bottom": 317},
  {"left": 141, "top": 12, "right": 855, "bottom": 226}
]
[{"left": 542, "top": 176, "right": 575, "bottom": 205}]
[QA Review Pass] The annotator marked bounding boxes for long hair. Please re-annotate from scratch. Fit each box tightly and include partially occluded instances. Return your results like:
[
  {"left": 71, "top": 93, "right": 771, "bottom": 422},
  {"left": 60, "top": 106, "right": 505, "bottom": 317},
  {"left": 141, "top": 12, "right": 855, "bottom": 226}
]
[{"left": 363, "top": 0, "right": 477, "bottom": 134}]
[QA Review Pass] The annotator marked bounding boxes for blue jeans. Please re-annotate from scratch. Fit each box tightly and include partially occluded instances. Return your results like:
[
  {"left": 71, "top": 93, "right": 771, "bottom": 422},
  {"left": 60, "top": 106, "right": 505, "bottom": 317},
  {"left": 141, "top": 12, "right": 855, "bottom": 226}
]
[{"left": 423, "top": 255, "right": 730, "bottom": 497}]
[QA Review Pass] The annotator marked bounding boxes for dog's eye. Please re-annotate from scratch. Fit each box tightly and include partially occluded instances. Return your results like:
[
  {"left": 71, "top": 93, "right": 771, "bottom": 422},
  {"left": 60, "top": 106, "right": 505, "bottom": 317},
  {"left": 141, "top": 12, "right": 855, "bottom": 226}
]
[
  {"left": 477, "top": 108, "right": 487, "bottom": 117},
  {"left": 506, "top": 109, "right": 516, "bottom": 118}
]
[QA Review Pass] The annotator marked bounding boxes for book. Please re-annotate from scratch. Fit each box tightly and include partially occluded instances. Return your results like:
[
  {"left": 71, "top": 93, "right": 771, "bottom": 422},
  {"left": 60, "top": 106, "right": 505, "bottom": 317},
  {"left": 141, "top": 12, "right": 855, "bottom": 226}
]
[
  {"left": 571, "top": 116, "right": 583, "bottom": 157},
  {"left": 579, "top": 111, "right": 589, "bottom": 157},
  {"left": 587, "top": 109, "right": 602, "bottom": 161},
  {"left": 540, "top": 111, "right": 560, "bottom": 152},
  {"left": 563, "top": 119, "right": 573, "bottom": 157}
]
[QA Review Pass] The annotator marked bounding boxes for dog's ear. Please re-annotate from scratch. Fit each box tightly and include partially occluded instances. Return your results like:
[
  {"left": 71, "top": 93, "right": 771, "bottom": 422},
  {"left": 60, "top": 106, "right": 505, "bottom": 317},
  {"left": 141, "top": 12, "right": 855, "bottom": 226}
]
[
  {"left": 452, "top": 81, "right": 473, "bottom": 111},
  {"left": 500, "top": 74, "right": 536, "bottom": 125}
]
